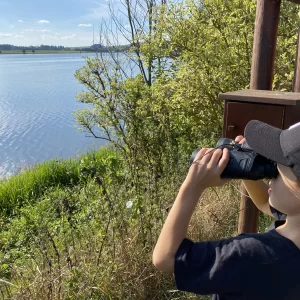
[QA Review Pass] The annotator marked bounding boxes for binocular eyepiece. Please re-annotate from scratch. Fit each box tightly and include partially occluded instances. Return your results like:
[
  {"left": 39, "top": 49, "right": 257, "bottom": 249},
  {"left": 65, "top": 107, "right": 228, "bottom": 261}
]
[{"left": 190, "top": 138, "right": 278, "bottom": 180}]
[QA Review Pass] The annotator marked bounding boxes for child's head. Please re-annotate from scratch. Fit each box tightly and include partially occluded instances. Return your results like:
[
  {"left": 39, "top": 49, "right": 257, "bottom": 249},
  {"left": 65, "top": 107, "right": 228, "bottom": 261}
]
[
  {"left": 245, "top": 120, "right": 300, "bottom": 215},
  {"left": 269, "top": 164, "right": 300, "bottom": 215}
]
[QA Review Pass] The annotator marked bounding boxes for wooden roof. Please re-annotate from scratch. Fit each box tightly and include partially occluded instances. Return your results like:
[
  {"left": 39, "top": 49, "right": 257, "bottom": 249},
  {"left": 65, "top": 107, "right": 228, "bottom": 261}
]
[{"left": 219, "top": 89, "right": 300, "bottom": 106}]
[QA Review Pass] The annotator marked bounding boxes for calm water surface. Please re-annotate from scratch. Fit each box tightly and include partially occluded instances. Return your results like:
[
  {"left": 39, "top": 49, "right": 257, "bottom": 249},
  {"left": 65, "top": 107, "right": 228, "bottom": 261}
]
[{"left": 0, "top": 53, "right": 106, "bottom": 177}]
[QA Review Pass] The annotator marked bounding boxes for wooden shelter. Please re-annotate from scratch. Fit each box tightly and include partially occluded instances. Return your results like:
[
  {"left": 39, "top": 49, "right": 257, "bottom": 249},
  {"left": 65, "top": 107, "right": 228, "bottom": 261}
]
[{"left": 219, "top": 0, "right": 300, "bottom": 233}]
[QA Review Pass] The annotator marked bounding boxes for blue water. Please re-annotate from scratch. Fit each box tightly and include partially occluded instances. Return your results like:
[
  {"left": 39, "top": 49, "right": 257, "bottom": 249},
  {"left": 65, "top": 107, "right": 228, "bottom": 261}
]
[{"left": 0, "top": 53, "right": 107, "bottom": 177}]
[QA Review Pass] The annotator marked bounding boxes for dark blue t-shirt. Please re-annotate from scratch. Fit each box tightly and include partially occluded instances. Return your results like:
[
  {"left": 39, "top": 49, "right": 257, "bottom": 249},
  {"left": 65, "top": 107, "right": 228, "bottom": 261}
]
[{"left": 174, "top": 207, "right": 300, "bottom": 299}]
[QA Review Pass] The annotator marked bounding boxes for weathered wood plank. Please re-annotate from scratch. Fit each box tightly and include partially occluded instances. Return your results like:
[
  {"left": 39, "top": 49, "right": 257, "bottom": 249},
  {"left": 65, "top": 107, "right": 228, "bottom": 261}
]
[{"left": 219, "top": 89, "right": 300, "bottom": 106}]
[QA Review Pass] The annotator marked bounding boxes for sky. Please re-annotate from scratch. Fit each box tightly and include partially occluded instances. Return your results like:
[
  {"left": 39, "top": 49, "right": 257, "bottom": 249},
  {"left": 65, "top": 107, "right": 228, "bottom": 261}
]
[{"left": 0, "top": 0, "right": 124, "bottom": 47}]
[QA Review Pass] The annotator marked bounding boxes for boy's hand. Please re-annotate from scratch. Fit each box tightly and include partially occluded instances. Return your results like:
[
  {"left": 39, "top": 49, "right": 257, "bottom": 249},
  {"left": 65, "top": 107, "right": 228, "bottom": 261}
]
[
  {"left": 235, "top": 135, "right": 246, "bottom": 144},
  {"left": 183, "top": 148, "right": 230, "bottom": 193}
]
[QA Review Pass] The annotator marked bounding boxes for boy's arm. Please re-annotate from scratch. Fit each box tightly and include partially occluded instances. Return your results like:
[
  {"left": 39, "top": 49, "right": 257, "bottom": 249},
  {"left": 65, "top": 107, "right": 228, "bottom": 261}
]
[
  {"left": 152, "top": 183, "right": 204, "bottom": 273},
  {"left": 153, "top": 148, "right": 230, "bottom": 273},
  {"left": 235, "top": 135, "right": 272, "bottom": 217}
]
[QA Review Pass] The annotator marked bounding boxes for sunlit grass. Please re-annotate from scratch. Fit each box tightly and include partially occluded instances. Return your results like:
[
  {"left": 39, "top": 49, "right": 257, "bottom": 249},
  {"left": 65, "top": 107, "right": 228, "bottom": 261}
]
[
  {"left": 0, "top": 147, "right": 117, "bottom": 217},
  {"left": 0, "top": 151, "right": 275, "bottom": 299}
]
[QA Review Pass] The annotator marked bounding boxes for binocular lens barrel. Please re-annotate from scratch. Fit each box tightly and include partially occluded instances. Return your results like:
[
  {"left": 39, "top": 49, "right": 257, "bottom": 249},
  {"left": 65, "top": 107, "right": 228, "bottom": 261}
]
[{"left": 189, "top": 139, "right": 278, "bottom": 180}]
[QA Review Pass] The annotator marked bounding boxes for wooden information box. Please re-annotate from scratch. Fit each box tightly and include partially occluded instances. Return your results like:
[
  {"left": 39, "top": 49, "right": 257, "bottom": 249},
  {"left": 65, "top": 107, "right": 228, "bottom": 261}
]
[
  {"left": 218, "top": 89, "right": 300, "bottom": 233},
  {"left": 219, "top": 89, "right": 300, "bottom": 139}
]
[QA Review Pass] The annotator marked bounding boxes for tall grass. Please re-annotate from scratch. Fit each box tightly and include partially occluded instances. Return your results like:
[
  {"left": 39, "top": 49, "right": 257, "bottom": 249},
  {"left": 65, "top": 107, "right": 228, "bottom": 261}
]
[
  {"left": 0, "top": 159, "right": 80, "bottom": 216},
  {"left": 0, "top": 148, "right": 275, "bottom": 299},
  {"left": 0, "top": 181, "right": 241, "bottom": 300},
  {"left": 0, "top": 147, "right": 118, "bottom": 217}
]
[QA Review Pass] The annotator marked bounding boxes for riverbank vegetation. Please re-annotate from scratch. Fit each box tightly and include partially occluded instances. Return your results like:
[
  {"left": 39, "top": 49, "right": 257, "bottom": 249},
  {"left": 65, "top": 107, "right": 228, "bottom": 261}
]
[
  {"left": 0, "top": 0, "right": 298, "bottom": 299},
  {"left": 0, "top": 45, "right": 130, "bottom": 55}
]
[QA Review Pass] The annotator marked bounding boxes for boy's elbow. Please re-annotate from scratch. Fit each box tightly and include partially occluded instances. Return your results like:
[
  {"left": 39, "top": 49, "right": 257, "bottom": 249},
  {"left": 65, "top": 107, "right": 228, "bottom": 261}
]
[{"left": 152, "top": 252, "right": 174, "bottom": 273}]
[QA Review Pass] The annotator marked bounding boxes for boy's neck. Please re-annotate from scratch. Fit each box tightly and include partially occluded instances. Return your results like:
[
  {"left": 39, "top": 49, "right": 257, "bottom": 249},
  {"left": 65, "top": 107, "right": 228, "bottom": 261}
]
[{"left": 276, "top": 216, "right": 300, "bottom": 249}]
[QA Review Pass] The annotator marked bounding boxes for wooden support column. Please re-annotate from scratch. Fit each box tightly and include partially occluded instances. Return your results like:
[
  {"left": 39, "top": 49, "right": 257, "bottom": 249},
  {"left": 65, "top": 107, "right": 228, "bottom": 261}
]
[
  {"left": 293, "top": 28, "right": 300, "bottom": 92},
  {"left": 250, "top": 0, "right": 281, "bottom": 89},
  {"left": 238, "top": 0, "right": 281, "bottom": 234}
]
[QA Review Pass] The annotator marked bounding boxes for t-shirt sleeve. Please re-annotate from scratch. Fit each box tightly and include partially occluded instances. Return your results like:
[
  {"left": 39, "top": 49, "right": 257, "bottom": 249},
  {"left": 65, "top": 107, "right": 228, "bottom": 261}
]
[
  {"left": 174, "top": 237, "right": 245, "bottom": 295},
  {"left": 175, "top": 232, "right": 300, "bottom": 297}
]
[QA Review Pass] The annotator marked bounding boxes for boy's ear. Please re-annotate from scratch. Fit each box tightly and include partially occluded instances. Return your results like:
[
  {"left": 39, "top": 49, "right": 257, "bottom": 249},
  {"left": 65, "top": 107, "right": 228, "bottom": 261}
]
[{"left": 295, "top": 181, "right": 300, "bottom": 200}]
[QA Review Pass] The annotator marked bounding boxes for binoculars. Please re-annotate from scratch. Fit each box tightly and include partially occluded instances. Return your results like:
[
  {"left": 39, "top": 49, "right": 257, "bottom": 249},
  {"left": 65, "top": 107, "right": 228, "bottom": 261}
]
[{"left": 190, "top": 138, "right": 279, "bottom": 180}]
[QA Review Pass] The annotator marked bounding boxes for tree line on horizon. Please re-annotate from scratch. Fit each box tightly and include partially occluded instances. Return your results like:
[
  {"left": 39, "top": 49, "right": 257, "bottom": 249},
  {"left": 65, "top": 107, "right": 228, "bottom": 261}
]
[{"left": 0, "top": 43, "right": 131, "bottom": 52}]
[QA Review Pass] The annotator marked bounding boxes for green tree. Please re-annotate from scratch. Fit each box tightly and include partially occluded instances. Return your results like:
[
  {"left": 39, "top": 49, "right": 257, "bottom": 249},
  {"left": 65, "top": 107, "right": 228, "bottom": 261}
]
[
  {"left": 144, "top": 0, "right": 300, "bottom": 141},
  {"left": 75, "top": 0, "right": 300, "bottom": 231},
  {"left": 75, "top": 0, "right": 166, "bottom": 211}
]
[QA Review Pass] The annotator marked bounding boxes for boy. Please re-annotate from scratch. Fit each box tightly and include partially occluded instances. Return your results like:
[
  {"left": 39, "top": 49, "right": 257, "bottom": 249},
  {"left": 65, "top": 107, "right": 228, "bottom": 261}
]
[{"left": 153, "top": 120, "right": 300, "bottom": 300}]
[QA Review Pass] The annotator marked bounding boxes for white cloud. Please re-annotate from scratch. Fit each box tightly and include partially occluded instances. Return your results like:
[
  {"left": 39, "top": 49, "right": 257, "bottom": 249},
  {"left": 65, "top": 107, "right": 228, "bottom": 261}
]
[
  {"left": 11, "top": 25, "right": 15, "bottom": 28},
  {"left": 15, "top": 35, "right": 25, "bottom": 39},
  {"left": 85, "top": 4, "right": 110, "bottom": 20},
  {"left": 36, "top": 29, "right": 51, "bottom": 32},
  {"left": 20, "top": 29, "right": 34, "bottom": 34},
  {"left": 18, "top": 20, "right": 23, "bottom": 23},
  {"left": 38, "top": 20, "right": 50, "bottom": 24},
  {"left": 40, "top": 34, "right": 58, "bottom": 40},
  {"left": 78, "top": 24, "right": 93, "bottom": 27},
  {"left": 60, "top": 34, "right": 77, "bottom": 40},
  {"left": 0, "top": 33, "right": 13, "bottom": 37}
]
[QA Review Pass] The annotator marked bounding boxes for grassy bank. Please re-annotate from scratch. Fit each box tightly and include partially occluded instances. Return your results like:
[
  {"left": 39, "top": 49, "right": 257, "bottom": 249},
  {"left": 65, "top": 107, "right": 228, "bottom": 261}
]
[{"left": 0, "top": 147, "right": 272, "bottom": 299}]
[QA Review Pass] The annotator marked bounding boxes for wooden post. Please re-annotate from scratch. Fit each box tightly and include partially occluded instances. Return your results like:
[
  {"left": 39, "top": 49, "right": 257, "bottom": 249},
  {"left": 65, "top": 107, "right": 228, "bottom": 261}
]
[
  {"left": 250, "top": 0, "right": 281, "bottom": 90},
  {"left": 293, "top": 28, "right": 300, "bottom": 92},
  {"left": 238, "top": 0, "right": 281, "bottom": 234}
]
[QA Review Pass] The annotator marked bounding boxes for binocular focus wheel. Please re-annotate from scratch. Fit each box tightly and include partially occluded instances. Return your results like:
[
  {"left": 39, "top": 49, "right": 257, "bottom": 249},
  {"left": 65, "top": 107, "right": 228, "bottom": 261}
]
[{"left": 216, "top": 138, "right": 234, "bottom": 148}]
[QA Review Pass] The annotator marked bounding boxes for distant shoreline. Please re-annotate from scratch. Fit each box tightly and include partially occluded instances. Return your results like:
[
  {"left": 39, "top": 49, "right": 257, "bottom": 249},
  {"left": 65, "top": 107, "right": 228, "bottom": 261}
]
[{"left": 0, "top": 50, "right": 98, "bottom": 55}]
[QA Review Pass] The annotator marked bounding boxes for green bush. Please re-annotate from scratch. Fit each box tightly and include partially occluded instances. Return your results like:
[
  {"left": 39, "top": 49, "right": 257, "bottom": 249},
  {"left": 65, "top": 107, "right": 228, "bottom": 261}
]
[{"left": 0, "top": 147, "right": 121, "bottom": 217}]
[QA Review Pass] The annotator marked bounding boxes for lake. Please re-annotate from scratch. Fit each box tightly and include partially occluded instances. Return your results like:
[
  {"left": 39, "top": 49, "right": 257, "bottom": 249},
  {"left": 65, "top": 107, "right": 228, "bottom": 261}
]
[{"left": 0, "top": 53, "right": 107, "bottom": 178}]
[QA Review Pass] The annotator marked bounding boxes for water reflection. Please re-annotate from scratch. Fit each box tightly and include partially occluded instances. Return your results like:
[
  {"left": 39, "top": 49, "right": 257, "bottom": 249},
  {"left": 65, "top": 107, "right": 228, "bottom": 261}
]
[{"left": 0, "top": 53, "right": 106, "bottom": 177}]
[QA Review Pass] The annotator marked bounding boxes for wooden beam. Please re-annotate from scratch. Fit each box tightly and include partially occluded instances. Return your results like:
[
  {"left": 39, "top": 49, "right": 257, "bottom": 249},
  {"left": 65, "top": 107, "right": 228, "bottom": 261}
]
[
  {"left": 250, "top": 0, "right": 281, "bottom": 90},
  {"left": 293, "top": 28, "right": 300, "bottom": 92},
  {"left": 219, "top": 89, "right": 300, "bottom": 106},
  {"left": 238, "top": 0, "right": 281, "bottom": 234}
]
